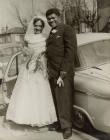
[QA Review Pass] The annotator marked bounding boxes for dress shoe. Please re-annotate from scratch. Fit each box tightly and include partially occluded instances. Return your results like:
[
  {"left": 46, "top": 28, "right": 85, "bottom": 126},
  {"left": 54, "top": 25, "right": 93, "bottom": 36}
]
[
  {"left": 48, "top": 125, "right": 56, "bottom": 131},
  {"left": 48, "top": 123, "right": 61, "bottom": 132},
  {"left": 63, "top": 128, "right": 72, "bottom": 139}
]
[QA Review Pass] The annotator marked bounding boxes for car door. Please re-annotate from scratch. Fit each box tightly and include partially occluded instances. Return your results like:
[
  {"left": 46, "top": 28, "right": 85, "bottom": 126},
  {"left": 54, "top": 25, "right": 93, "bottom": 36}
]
[{"left": 2, "top": 51, "right": 28, "bottom": 104}]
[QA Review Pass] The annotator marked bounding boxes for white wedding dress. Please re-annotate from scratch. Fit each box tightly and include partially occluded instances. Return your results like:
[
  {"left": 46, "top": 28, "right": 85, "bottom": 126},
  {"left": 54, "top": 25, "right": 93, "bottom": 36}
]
[{"left": 6, "top": 34, "right": 57, "bottom": 127}]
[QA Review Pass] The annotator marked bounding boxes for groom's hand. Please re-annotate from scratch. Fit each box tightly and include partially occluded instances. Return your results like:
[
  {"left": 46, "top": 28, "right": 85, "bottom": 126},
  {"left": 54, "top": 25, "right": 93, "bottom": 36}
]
[{"left": 57, "top": 77, "right": 64, "bottom": 87}]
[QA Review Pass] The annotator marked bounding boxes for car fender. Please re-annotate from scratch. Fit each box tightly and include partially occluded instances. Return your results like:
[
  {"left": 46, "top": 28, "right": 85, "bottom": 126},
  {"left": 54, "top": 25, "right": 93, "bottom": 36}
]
[{"left": 73, "top": 105, "right": 95, "bottom": 127}]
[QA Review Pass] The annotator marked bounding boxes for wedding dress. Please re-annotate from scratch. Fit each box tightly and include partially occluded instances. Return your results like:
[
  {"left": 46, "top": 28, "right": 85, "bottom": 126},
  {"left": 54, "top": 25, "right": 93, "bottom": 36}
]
[{"left": 6, "top": 33, "right": 57, "bottom": 127}]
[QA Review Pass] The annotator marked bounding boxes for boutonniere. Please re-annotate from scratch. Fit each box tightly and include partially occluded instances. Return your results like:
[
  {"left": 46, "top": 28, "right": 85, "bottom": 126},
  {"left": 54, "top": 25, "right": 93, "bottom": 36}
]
[{"left": 51, "top": 29, "right": 57, "bottom": 34}]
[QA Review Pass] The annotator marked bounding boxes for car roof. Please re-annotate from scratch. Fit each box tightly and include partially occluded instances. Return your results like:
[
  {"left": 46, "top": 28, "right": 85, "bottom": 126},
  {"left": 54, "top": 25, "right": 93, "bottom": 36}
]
[{"left": 77, "top": 33, "right": 110, "bottom": 46}]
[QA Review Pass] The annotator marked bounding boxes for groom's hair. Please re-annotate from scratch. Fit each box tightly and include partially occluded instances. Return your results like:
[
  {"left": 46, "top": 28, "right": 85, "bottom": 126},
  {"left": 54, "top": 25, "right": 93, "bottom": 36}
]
[{"left": 46, "top": 8, "right": 60, "bottom": 17}]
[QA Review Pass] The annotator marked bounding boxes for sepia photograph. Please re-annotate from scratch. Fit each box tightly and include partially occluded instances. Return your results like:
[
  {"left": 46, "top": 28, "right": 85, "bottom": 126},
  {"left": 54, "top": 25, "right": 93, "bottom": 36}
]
[{"left": 0, "top": 0, "right": 110, "bottom": 140}]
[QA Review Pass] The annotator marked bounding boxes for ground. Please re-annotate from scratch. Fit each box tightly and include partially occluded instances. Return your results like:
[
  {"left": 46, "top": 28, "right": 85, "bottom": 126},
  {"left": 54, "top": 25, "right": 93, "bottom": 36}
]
[{"left": 0, "top": 116, "right": 98, "bottom": 140}]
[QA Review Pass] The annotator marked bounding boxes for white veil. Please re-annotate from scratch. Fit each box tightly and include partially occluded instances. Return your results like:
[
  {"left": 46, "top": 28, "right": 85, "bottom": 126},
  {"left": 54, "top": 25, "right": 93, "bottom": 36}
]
[{"left": 25, "top": 15, "right": 50, "bottom": 40}]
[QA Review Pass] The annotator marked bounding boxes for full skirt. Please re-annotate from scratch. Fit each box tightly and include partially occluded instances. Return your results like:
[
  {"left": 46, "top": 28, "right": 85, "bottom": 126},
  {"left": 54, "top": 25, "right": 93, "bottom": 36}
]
[{"left": 6, "top": 64, "right": 57, "bottom": 127}]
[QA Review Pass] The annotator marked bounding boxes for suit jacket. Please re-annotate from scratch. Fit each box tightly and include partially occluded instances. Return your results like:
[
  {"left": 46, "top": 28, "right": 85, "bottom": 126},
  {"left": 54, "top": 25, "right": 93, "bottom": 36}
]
[{"left": 46, "top": 23, "right": 77, "bottom": 78}]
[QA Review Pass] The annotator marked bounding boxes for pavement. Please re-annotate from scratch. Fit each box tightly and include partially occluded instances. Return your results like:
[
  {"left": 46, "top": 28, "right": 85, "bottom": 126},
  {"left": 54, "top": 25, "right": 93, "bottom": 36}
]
[
  {"left": 1, "top": 130, "right": 99, "bottom": 140},
  {"left": 0, "top": 116, "right": 99, "bottom": 140}
]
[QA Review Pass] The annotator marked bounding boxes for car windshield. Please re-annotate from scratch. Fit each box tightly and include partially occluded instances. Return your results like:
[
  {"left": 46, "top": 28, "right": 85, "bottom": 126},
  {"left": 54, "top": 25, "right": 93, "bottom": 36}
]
[
  {"left": 79, "top": 39, "right": 110, "bottom": 68},
  {"left": 0, "top": 47, "right": 21, "bottom": 72}
]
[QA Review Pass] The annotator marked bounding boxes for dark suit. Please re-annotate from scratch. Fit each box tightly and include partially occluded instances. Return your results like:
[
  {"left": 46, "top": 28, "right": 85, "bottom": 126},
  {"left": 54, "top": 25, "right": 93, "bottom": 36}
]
[{"left": 46, "top": 23, "right": 77, "bottom": 129}]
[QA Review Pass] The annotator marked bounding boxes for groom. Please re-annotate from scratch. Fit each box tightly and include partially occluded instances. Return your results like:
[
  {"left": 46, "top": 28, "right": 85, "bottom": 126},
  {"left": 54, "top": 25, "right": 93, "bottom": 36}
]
[{"left": 46, "top": 8, "right": 77, "bottom": 139}]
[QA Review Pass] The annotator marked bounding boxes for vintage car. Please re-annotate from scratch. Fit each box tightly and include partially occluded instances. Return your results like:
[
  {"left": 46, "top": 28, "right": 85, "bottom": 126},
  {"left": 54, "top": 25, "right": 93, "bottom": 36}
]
[{"left": 1, "top": 33, "right": 110, "bottom": 133}]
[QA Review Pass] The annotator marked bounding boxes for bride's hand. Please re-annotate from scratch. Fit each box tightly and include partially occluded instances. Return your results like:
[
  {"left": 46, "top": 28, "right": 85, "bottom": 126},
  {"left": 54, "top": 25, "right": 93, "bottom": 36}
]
[
  {"left": 40, "top": 51, "right": 45, "bottom": 56},
  {"left": 22, "top": 47, "right": 34, "bottom": 57},
  {"left": 22, "top": 47, "right": 28, "bottom": 55}
]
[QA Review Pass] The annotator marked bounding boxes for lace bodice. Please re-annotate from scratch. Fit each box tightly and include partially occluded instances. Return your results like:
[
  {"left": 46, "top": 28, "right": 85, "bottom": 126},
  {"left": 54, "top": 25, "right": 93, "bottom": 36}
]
[
  {"left": 24, "top": 33, "right": 47, "bottom": 78},
  {"left": 25, "top": 34, "right": 46, "bottom": 55}
]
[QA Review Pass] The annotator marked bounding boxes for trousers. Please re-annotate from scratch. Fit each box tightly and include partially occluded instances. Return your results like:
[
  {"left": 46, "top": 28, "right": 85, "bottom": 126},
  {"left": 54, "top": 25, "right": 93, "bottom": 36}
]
[{"left": 49, "top": 76, "right": 74, "bottom": 129}]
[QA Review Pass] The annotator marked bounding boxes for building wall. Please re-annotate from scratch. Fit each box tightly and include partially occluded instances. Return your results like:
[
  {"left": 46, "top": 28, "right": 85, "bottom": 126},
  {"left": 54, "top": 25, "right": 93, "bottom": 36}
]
[
  {"left": 97, "top": 0, "right": 110, "bottom": 31},
  {"left": 0, "top": 33, "right": 24, "bottom": 44},
  {"left": 98, "top": 0, "right": 110, "bottom": 9}
]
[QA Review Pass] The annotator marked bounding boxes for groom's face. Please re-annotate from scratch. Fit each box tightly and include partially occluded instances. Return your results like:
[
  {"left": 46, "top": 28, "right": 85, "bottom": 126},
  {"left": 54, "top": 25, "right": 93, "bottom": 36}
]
[{"left": 47, "top": 13, "right": 60, "bottom": 29}]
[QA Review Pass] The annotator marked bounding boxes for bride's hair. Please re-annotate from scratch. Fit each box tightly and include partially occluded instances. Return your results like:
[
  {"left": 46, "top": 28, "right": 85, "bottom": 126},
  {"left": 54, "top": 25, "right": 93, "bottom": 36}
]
[
  {"left": 25, "top": 16, "right": 50, "bottom": 38},
  {"left": 33, "top": 18, "right": 45, "bottom": 30}
]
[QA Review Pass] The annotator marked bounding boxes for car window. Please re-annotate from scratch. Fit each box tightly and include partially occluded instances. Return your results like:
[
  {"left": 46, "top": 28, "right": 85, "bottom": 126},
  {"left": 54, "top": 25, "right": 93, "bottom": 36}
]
[
  {"left": 0, "top": 47, "right": 21, "bottom": 73},
  {"left": 8, "top": 53, "right": 28, "bottom": 77},
  {"left": 8, "top": 56, "right": 17, "bottom": 77},
  {"left": 79, "top": 39, "right": 110, "bottom": 67}
]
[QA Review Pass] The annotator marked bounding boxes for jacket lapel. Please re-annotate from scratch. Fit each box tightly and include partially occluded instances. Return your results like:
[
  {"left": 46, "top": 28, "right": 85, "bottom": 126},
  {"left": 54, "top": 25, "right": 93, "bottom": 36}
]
[{"left": 46, "top": 24, "right": 63, "bottom": 46}]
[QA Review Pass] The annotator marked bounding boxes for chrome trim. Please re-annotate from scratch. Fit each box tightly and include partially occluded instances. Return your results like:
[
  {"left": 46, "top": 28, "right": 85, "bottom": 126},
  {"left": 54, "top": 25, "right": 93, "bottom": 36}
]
[{"left": 75, "top": 89, "right": 110, "bottom": 100}]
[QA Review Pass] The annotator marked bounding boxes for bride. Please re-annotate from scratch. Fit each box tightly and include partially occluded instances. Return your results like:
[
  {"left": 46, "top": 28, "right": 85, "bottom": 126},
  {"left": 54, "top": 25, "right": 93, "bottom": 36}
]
[{"left": 6, "top": 16, "right": 57, "bottom": 127}]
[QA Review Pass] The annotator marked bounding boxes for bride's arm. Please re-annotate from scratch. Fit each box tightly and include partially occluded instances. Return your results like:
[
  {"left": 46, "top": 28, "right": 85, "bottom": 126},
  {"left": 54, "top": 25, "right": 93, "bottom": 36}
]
[
  {"left": 22, "top": 40, "right": 34, "bottom": 56},
  {"left": 21, "top": 40, "right": 33, "bottom": 70},
  {"left": 40, "top": 45, "right": 46, "bottom": 56}
]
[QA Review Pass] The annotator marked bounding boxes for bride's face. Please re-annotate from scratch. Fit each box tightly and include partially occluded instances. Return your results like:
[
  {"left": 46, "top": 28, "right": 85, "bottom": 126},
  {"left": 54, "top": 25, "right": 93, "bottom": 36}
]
[{"left": 33, "top": 20, "right": 43, "bottom": 34}]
